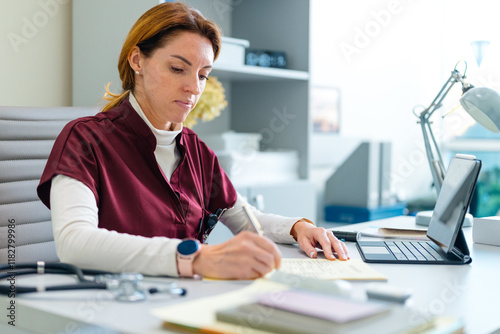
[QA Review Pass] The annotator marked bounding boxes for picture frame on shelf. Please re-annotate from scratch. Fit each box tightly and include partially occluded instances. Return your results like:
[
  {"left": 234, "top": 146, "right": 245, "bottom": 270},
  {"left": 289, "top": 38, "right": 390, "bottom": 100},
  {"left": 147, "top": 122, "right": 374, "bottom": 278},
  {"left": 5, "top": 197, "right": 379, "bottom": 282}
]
[{"left": 310, "top": 86, "right": 340, "bottom": 134}]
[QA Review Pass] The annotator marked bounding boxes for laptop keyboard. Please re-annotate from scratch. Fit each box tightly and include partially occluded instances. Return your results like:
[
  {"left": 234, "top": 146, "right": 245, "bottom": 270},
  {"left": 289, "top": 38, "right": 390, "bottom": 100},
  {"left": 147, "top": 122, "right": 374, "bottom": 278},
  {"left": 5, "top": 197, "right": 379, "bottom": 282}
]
[{"left": 385, "top": 241, "right": 446, "bottom": 262}]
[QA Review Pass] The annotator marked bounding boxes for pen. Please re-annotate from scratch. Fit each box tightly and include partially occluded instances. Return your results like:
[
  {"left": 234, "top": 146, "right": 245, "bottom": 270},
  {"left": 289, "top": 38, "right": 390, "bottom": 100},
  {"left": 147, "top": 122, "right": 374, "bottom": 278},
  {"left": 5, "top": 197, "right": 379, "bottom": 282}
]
[
  {"left": 330, "top": 230, "right": 359, "bottom": 242},
  {"left": 148, "top": 285, "right": 187, "bottom": 297},
  {"left": 241, "top": 203, "right": 264, "bottom": 236},
  {"left": 315, "top": 231, "right": 359, "bottom": 249}
]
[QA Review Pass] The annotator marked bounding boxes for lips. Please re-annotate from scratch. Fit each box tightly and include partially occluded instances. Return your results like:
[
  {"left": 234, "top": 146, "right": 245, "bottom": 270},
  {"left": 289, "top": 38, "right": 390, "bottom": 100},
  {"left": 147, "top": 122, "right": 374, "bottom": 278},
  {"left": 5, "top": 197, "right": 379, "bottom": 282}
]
[{"left": 175, "top": 100, "right": 194, "bottom": 109}]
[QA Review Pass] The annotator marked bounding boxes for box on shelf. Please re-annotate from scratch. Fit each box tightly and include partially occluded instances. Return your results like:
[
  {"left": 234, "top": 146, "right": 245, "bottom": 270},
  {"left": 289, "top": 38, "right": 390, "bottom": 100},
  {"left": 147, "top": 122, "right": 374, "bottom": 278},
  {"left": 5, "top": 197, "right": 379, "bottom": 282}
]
[
  {"left": 324, "top": 203, "right": 407, "bottom": 224},
  {"left": 201, "top": 131, "right": 262, "bottom": 154},
  {"left": 216, "top": 36, "right": 250, "bottom": 67},
  {"left": 217, "top": 150, "right": 299, "bottom": 185}
]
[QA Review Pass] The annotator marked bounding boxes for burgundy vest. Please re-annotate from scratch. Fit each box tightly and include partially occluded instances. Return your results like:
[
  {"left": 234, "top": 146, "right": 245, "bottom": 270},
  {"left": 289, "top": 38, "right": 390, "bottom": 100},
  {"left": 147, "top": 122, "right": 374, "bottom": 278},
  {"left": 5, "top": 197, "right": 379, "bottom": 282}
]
[{"left": 38, "top": 99, "right": 237, "bottom": 241}]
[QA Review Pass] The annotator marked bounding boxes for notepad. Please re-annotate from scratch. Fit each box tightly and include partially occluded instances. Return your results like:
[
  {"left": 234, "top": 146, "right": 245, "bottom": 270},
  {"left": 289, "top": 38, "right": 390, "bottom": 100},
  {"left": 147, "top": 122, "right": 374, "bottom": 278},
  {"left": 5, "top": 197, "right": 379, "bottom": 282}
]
[
  {"left": 278, "top": 258, "right": 386, "bottom": 281},
  {"left": 152, "top": 279, "right": 435, "bottom": 334}
]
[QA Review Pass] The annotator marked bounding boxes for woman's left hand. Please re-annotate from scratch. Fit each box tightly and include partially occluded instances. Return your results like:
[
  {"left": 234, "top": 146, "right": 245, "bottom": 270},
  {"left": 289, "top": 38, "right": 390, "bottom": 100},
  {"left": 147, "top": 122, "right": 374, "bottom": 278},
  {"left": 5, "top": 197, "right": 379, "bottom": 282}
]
[{"left": 290, "top": 220, "right": 350, "bottom": 260}]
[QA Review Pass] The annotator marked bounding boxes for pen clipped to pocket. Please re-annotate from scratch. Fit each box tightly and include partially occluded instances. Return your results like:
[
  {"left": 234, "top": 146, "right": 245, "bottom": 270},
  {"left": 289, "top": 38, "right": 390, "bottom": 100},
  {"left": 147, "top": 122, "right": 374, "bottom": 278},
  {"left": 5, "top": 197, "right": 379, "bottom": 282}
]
[{"left": 198, "top": 208, "right": 226, "bottom": 243}]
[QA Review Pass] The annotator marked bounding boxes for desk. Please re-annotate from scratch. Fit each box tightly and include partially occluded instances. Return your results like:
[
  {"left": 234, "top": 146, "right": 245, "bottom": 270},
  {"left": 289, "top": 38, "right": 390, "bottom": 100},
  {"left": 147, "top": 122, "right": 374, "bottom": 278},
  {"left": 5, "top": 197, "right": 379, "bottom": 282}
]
[{"left": 1, "top": 216, "right": 500, "bottom": 334}]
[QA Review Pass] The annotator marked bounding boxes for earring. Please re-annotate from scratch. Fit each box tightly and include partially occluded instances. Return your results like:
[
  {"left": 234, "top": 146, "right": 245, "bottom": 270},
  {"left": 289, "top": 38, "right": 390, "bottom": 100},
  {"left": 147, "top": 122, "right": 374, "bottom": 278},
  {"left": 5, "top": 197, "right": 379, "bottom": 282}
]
[{"left": 135, "top": 70, "right": 140, "bottom": 75}]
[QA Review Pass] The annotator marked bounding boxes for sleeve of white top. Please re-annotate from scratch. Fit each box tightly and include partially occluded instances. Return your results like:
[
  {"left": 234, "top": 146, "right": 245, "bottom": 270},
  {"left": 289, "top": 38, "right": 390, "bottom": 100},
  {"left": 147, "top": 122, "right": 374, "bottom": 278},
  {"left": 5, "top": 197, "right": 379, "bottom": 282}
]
[
  {"left": 219, "top": 193, "right": 302, "bottom": 244},
  {"left": 50, "top": 174, "right": 181, "bottom": 277}
]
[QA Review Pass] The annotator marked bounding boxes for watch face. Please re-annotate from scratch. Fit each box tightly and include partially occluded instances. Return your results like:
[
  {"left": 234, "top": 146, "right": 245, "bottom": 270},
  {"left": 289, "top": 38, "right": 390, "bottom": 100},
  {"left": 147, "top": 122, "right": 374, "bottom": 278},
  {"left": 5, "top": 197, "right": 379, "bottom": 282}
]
[{"left": 177, "top": 239, "right": 199, "bottom": 256}]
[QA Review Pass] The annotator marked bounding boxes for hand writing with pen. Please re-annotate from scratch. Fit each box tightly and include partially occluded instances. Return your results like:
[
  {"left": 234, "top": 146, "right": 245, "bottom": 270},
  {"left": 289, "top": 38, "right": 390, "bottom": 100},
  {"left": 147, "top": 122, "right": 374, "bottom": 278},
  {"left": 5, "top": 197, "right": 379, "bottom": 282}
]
[{"left": 192, "top": 205, "right": 350, "bottom": 280}]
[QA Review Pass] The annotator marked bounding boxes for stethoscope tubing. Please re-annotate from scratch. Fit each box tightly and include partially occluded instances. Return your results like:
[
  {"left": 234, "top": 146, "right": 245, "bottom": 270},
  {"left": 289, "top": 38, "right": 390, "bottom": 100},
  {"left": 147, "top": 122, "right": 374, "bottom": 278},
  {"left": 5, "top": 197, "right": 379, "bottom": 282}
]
[{"left": 0, "top": 262, "right": 113, "bottom": 295}]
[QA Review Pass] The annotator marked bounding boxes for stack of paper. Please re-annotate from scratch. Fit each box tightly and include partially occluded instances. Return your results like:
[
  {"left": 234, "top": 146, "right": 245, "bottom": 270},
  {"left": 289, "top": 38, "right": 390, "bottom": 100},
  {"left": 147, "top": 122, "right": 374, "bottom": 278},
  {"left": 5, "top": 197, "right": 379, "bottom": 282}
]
[
  {"left": 152, "top": 279, "right": 449, "bottom": 334},
  {"left": 216, "top": 290, "right": 402, "bottom": 334}
]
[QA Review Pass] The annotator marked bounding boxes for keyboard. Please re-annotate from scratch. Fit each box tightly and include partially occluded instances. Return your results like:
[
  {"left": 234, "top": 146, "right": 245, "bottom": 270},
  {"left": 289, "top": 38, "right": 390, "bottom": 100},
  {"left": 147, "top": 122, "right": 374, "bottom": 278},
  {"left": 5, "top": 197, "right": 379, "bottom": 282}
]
[{"left": 385, "top": 241, "right": 446, "bottom": 262}]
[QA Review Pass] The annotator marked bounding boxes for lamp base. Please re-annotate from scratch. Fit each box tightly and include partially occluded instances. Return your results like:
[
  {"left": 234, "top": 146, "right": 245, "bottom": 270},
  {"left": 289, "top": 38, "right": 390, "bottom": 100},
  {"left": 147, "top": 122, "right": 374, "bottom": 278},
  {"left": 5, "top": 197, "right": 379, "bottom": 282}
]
[{"left": 415, "top": 210, "right": 473, "bottom": 227}]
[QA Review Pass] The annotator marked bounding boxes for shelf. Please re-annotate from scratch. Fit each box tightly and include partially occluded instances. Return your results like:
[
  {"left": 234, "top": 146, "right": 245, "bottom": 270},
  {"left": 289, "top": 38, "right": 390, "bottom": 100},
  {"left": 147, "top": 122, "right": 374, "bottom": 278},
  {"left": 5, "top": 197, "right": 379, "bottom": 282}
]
[
  {"left": 211, "top": 63, "right": 309, "bottom": 82},
  {"left": 442, "top": 139, "right": 500, "bottom": 152}
]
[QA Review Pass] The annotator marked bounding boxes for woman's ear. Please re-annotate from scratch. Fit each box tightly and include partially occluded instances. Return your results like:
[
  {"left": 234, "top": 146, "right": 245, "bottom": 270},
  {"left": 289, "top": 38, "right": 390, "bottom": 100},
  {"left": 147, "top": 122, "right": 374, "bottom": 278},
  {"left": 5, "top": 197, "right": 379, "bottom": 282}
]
[{"left": 128, "top": 46, "right": 142, "bottom": 74}]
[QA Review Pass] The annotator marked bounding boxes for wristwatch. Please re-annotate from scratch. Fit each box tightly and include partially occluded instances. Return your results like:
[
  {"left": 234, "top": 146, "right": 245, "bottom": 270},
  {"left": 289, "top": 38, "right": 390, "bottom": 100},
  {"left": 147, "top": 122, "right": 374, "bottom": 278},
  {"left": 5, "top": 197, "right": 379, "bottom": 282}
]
[{"left": 176, "top": 239, "right": 202, "bottom": 277}]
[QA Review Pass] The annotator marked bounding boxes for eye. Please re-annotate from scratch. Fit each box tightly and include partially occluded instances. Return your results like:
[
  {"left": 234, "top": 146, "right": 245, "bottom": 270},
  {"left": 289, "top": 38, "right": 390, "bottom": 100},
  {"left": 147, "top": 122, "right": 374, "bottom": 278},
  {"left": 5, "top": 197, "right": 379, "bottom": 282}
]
[
  {"left": 199, "top": 75, "right": 209, "bottom": 81},
  {"left": 171, "top": 66, "right": 183, "bottom": 73}
]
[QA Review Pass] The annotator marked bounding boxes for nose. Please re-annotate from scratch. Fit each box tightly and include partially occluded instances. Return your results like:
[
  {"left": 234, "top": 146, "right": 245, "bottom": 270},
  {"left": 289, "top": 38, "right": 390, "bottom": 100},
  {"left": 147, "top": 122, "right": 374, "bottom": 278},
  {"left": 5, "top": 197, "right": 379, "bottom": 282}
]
[{"left": 184, "top": 75, "right": 202, "bottom": 95}]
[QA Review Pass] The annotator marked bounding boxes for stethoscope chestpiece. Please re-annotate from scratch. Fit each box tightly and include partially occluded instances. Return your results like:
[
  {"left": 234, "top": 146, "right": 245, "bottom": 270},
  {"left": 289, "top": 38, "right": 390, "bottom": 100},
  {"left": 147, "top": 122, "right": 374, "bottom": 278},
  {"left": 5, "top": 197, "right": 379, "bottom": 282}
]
[{"left": 95, "top": 273, "right": 147, "bottom": 302}]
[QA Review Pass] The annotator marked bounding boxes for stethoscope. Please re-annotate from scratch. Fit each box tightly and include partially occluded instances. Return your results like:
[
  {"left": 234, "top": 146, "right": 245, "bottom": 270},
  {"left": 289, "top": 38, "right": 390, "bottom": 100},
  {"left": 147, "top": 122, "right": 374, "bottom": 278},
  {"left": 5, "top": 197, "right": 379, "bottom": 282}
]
[{"left": 0, "top": 262, "right": 186, "bottom": 302}]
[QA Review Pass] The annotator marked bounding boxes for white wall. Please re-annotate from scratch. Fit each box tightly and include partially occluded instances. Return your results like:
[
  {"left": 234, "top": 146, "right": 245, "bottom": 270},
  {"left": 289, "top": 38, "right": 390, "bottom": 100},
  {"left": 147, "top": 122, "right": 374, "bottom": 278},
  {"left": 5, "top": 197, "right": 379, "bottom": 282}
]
[
  {"left": 440, "top": 1, "right": 500, "bottom": 140},
  {"left": 310, "top": 0, "right": 500, "bottom": 207},
  {"left": 0, "top": 0, "right": 72, "bottom": 106}
]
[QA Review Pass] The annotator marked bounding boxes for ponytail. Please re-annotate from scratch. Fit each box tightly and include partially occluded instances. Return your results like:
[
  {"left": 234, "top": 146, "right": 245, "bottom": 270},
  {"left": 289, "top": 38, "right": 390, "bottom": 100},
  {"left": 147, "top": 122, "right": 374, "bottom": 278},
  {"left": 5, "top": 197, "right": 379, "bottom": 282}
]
[{"left": 101, "top": 83, "right": 130, "bottom": 112}]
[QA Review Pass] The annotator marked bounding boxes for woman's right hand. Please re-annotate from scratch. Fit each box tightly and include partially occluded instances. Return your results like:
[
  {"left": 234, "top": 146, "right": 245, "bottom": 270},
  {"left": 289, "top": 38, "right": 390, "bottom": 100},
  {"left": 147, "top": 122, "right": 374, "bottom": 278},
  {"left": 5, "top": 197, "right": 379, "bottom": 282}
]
[{"left": 192, "top": 231, "right": 282, "bottom": 280}]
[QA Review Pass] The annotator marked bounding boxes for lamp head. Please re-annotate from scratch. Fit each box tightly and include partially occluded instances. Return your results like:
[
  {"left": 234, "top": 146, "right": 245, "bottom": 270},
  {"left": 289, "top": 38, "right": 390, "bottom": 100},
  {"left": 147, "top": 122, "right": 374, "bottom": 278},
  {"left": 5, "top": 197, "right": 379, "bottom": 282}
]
[{"left": 460, "top": 86, "right": 500, "bottom": 133}]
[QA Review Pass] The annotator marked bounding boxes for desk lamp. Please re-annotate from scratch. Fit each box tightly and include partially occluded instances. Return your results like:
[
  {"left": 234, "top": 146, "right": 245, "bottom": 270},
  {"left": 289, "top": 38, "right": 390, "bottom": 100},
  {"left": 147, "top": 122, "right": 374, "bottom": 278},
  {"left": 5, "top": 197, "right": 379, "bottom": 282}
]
[{"left": 414, "top": 61, "right": 500, "bottom": 226}]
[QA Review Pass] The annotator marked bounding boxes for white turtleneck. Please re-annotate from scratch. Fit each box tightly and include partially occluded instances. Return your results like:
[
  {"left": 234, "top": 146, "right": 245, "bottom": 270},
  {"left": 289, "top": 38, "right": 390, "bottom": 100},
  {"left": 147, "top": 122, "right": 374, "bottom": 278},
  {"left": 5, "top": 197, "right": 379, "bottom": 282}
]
[{"left": 129, "top": 94, "right": 181, "bottom": 181}]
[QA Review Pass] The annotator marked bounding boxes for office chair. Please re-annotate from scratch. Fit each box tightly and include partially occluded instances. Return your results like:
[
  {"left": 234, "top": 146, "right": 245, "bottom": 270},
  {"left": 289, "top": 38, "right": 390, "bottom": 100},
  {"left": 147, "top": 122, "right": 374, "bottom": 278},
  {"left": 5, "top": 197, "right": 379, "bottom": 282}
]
[{"left": 0, "top": 106, "right": 97, "bottom": 264}]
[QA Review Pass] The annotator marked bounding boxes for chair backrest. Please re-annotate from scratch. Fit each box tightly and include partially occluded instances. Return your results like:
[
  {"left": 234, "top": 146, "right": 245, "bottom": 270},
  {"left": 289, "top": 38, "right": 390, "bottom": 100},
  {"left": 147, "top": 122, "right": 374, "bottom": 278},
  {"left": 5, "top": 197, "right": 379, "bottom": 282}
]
[{"left": 0, "top": 106, "right": 98, "bottom": 264}]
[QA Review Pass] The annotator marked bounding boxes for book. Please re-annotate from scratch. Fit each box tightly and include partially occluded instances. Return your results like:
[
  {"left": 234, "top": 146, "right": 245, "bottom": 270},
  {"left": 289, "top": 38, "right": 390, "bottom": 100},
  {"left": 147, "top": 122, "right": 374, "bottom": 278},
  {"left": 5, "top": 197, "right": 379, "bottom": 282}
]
[
  {"left": 216, "top": 302, "right": 432, "bottom": 334},
  {"left": 360, "top": 227, "right": 429, "bottom": 240},
  {"left": 153, "top": 279, "right": 461, "bottom": 334},
  {"left": 256, "top": 289, "right": 390, "bottom": 323}
]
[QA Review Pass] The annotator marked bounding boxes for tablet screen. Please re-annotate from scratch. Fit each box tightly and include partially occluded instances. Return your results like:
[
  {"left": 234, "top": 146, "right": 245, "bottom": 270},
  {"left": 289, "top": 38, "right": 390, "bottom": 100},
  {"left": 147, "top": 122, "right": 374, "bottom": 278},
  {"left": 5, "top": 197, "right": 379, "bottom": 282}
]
[{"left": 427, "top": 155, "right": 481, "bottom": 253}]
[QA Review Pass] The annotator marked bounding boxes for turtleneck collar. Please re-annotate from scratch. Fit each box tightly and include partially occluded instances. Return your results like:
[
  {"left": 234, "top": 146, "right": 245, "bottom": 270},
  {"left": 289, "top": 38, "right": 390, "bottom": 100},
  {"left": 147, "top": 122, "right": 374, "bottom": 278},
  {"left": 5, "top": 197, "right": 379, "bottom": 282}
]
[{"left": 129, "top": 92, "right": 182, "bottom": 146}]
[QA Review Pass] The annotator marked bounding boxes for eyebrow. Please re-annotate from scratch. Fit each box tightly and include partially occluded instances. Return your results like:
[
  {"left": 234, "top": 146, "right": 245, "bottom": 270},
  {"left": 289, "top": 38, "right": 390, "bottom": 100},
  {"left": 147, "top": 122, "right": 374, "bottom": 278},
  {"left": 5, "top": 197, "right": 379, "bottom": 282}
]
[{"left": 171, "top": 55, "right": 212, "bottom": 69}]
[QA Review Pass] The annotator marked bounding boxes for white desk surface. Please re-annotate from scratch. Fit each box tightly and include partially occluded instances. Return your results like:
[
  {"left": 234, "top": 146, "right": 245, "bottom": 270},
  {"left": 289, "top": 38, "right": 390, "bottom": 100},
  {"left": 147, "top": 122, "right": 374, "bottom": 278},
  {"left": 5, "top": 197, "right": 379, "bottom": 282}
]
[{"left": 1, "top": 216, "right": 500, "bottom": 334}]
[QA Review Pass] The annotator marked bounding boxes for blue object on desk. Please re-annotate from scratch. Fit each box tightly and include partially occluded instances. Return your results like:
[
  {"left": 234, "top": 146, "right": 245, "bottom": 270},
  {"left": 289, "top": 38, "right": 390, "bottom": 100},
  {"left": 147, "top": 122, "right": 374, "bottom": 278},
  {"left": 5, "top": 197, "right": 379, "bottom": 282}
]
[{"left": 324, "top": 203, "right": 406, "bottom": 224}]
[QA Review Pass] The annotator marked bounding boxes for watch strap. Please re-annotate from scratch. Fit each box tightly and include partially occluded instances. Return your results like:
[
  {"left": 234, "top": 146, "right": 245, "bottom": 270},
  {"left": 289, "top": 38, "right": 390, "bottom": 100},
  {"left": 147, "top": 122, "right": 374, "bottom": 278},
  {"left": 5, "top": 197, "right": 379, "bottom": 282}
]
[{"left": 177, "top": 254, "right": 195, "bottom": 277}]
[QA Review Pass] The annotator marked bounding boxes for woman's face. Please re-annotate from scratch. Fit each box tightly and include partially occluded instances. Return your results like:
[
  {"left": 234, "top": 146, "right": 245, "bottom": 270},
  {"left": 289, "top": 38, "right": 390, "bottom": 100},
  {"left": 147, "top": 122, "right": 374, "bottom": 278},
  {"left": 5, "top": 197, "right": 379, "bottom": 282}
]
[{"left": 131, "top": 31, "right": 214, "bottom": 130}]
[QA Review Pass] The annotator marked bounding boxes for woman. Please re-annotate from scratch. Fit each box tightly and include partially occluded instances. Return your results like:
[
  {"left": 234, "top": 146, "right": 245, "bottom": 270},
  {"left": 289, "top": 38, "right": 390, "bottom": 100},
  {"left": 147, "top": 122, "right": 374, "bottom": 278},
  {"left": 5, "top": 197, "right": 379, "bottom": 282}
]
[{"left": 37, "top": 2, "right": 348, "bottom": 279}]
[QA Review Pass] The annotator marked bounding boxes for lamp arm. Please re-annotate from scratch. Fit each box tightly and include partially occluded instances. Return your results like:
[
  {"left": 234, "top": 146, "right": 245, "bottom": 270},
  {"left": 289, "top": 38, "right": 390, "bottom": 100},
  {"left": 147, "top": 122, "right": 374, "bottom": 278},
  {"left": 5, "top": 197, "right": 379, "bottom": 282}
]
[
  {"left": 420, "top": 115, "right": 445, "bottom": 194},
  {"left": 427, "top": 118, "right": 446, "bottom": 170},
  {"left": 418, "top": 69, "right": 464, "bottom": 195},
  {"left": 425, "top": 70, "right": 462, "bottom": 119}
]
